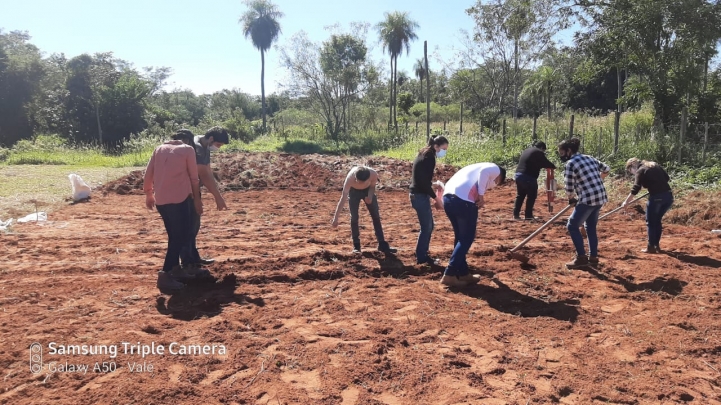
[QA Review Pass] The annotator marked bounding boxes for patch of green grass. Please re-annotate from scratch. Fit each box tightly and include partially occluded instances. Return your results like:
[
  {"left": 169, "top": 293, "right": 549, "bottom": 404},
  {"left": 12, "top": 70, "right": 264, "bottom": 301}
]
[{"left": 0, "top": 165, "right": 143, "bottom": 221}]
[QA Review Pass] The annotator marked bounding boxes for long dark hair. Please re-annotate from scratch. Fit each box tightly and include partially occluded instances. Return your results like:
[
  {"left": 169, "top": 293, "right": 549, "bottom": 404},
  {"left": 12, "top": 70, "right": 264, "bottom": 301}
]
[
  {"left": 419, "top": 135, "right": 449, "bottom": 157},
  {"left": 557, "top": 137, "right": 581, "bottom": 154}
]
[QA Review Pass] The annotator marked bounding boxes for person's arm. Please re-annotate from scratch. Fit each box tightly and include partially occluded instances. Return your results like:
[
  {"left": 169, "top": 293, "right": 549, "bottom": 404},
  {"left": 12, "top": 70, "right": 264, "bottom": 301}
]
[
  {"left": 598, "top": 159, "right": 611, "bottom": 179},
  {"left": 186, "top": 150, "right": 203, "bottom": 216},
  {"left": 364, "top": 169, "right": 378, "bottom": 204},
  {"left": 198, "top": 164, "right": 227, "bottom": 210},
  {"left": 621, "top": 170, "right": 643, "bottom": 207},
  {"left": 332, "top": 170, "right": 354, "bottom": 227},
  {"left": 143, "top": 151, "right": 156, "bottom": 210},
  {"left": 564, "top": 162, "right": 577, "bottom": 204},
  {"left": 540, "top": 152, "right": 556, "bottom": 169}
]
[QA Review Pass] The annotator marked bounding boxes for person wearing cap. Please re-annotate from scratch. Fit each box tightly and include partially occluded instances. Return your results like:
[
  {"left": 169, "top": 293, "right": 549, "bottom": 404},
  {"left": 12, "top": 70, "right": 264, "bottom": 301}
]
[
  {"left": 440, "top": 162, "right": 506, "bottom": 287},
  {"left": 620, "top": 158, "right": 673, "bottom": 253},
  {"left": 513, "top": 141, "right": 556, "bottom": 220},
  {"left": 182, "top": 126, "right": 230, "bottom": 270},
  {"left": 331, "top": 166, "right": 397, "bottom": 254},
  {"left": 143, "top": 130, "right": 206, "bottom": 293}
]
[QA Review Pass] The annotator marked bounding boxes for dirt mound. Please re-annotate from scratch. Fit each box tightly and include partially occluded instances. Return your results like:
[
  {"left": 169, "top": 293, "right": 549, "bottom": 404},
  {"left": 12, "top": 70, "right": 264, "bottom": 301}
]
[
  {"left": 101, "top": 152, "right": 460, "bottom": 194},
  {"left": 99, "top": 169, "right": 145, "bottom": 195},
  {"left": 666, "top": 189, "right": 721, "bottom": 230}
]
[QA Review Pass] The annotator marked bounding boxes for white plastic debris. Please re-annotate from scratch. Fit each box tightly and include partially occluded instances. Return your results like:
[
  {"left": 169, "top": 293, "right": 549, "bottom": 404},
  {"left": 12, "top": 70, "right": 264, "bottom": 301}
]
[
  {"left": 0, "top": 218, "right": 11, "bottom": 231},
  {"left": 69, "top": 173, "right": 92, "bottom": 201},
  {"left": 712, "top": 230, "right": 721, "bottom": 235},
  {"left": 17, "top": 212, "right": 47, "bottom": 223}
]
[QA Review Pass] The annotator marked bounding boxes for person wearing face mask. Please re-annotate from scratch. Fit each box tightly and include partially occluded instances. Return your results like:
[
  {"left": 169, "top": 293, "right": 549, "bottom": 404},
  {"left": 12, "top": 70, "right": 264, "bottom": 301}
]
[
  {"left": 183, "top": 126, "right": 230, "bottom": 271},
  {"left": 620, "top": 158, "right": 673, "bottom": 253},
  {"left": 513, "top": 141, "right": 556, "bottom": 220},
  {"left": 440, "top": 162, "right": 506, "bottom": 287},
  {"left": 143, "top": 129, "right": 207, "bottom": 293},
  {"left": 557, "top": 137, "right": 610, "bottom": 269},
  {"left": 409, "top": 135, "right": 449, "bottom": 265}
]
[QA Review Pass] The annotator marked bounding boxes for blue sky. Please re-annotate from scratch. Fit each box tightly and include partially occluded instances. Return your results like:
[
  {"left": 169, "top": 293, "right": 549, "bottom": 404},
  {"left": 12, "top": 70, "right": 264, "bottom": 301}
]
[{"left": 1, "top": 0, "right": 570, "bottom": 96}]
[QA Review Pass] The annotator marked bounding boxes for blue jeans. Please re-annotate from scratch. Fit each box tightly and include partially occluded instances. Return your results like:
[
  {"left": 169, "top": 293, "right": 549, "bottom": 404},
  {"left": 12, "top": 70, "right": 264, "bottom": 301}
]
[
  {"left": 646, "top": 191, "right": 673, "bottom": 247},
  {"left": 513, "top": 173, "right": 538, "bottom": 218},
  {"left": 567, "top": 203, "right": 602, "bottom": 257},
  {"left": 410, "top": 192, "right": 434, "bottom": 263},
  {"left": 443, "top": 194, "right": 478, "bottom": 276},
  {"left": 156, "top": 197, "right": 193, "bottom": 273},
  {"left": 348, "top": 188, "right": 387, "bottom": 250},
  {"left": 181, "top": 202, "right": 202, "bottom": 264}
]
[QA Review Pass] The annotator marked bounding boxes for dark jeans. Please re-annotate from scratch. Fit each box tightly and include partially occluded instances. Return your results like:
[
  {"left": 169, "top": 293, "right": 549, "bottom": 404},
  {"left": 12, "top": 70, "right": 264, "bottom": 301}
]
[
  {"left": 410, "top": 192, "right": 434, "bottom": 263},
  {"left": 567, "top": 203, "right": 602, "bottom": 257},
  {"left": 181, "top": 202, "right": 202, "bottom": 264},
  {"left": 443, "top": 194, "right": 478, "bottom": 276},
  {"left": 349, "top": 187, "right": 387, "bottom": 249},
  {"left": 513, "top": 173, "right": 538, "bottom": 218},
  {"left": 646, "top": 191, "right": 673, "bottom": 247},
  {"left": 156, "top": 197, "right": 193, "bottom": 273}
]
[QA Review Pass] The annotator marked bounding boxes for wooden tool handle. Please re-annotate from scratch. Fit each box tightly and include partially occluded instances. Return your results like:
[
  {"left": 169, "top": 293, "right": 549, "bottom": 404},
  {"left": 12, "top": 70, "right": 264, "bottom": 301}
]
[{"left": 510, "top": 204, "right": 574, "bottom": 253}]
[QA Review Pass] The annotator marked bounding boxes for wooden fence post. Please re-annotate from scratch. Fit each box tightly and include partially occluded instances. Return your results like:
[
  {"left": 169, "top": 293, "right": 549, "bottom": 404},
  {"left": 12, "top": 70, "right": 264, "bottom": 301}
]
[
  {"left": 613, "top": 111, "right": 621, "bottom": 154},
  {"left": 532, "top": 116, "right": 538, "bottom": 141},
  {"left": 569, "top": 114, "right": 575, "bottom": 138},
  {"left": 678, "top": 106, "right": 687, "bottom": 164},
  {"left": 597, "top": 128, "right": 602, "bottom": 157},
  {"left": 502, "top": 119, "right": 507, "bottom": 147},
  {"left": 702, "top": 122, "right": 709, "bottom": 165}
]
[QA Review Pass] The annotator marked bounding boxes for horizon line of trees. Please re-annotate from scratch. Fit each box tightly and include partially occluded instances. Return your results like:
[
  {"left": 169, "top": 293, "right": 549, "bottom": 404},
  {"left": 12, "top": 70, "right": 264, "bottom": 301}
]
[{"left": 3, "top": 0, "right": 721, "bottom": 149}]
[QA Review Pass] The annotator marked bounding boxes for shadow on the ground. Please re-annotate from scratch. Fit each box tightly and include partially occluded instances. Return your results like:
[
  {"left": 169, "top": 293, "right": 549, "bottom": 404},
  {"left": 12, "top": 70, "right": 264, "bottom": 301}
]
[
  {"left": 449, "top": 278, "right": 580, "bottom": 323},
  {"left": 662, "top": 250, "right": 721, "bottom": 269},
  {"left": 156, "top": 274, "right": 264, "bottom": 321},
  {"left": 578, "top": 266, "right": 687, "bottom": 295},
  {"left": 353, "top": 251, "right": 442, "bottom": 279}
]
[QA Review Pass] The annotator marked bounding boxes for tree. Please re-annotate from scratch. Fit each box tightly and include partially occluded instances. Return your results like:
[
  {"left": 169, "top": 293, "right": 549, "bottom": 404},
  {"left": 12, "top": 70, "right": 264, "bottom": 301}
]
[
  {"left": 280, "top": 31, "right": 377, "bottom": 145},
  {"left": 414, "top": 58, "right": 427, "bottom": 103},
  {"left": 574, "top": 0, "right": 721, "bottom": 127},
  {"left": 376, "top": 11, "right": 419, "bottom": 130},
  {"left": 240, "top": 0, "right": 283, "bottom": 133},
  {"left": 466, "top": 0, "right": 570, "bottom": 121}
]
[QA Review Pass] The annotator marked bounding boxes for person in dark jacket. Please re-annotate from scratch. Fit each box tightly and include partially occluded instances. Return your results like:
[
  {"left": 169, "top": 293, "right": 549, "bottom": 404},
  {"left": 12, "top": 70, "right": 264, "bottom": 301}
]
[
  {"left": 513, "top": 141, "right": 556, "bottom": 220},
  {"left": 409, "top": 135, "right": 449, "bottom": 265},
  {"left": 621, "top": 158, "right": 673, "bottom": 253}
]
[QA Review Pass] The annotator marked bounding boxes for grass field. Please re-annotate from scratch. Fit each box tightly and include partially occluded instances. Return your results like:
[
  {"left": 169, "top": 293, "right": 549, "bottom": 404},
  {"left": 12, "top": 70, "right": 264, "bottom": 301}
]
[{"left": 0, "top": 165, "right": 143, "bottom": 222}]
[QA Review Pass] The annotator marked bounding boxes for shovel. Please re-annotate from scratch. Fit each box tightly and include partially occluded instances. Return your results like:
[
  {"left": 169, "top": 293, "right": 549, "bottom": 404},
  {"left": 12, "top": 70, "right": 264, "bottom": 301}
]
[
  {"left": 508, "top": 204, "right": 574, "bottom": 263},
  {"left": 579, "top": 192, "right": 650, "bottom": 236}
]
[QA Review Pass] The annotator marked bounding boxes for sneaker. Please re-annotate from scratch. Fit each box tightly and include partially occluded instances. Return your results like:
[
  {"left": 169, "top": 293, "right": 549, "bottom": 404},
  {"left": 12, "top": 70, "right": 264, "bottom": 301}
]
[
  {"left": 352, "top": 248, "right": 362, "bottom": 254},
  {"left": 589, "top": 256, "right": 599, "bottom": 265},
  {"left": 198, "top": 257, "right": 215, "bottom": 265},
  {"left": 378, "top": 245, "right": 398, "bottom": 254},
  {"left": 417, "top": 256, "right": 440, "bottom": 266},
  {"left": 157, "top": 271, "right": 185, "bottom": 293},
  {"left": 641, "top": 245, "right": 658, "bottom": 254},
  {"left": 524, "top": 216, "right": 540, "bottom": 221},
  {"left": 170, "top": 264, "right": 210, "bottom": 282},
  {"left": 440, "top": 273, "right": 481, "bottom": 287},
  {"left": 565, "top": 255, "right": 589, "bottom": 269}
]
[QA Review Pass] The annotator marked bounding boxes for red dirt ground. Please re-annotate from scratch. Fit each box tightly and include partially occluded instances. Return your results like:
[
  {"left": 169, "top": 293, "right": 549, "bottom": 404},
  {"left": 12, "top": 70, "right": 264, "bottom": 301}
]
[{"left": 2, "top": 153, "right": 721, "bottom": 404}]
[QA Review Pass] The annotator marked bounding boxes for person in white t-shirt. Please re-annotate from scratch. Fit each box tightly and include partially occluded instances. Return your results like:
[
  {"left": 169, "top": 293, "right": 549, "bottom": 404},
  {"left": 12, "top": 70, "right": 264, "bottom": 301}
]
[{"left": 440, "top": 163, "right": 506, "bottom": 287}]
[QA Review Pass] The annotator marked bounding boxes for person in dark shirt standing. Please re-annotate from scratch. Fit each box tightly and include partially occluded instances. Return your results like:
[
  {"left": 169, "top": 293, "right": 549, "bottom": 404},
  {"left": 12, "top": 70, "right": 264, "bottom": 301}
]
[
  {"left": 409, "top": 136, "right": 449, "bottom": 265},
  {"left": 513, "top": 141, "right": 556, "bottom": 220},
  {"left": 621, "top": 158, "right": 673, "bottom": 253}
]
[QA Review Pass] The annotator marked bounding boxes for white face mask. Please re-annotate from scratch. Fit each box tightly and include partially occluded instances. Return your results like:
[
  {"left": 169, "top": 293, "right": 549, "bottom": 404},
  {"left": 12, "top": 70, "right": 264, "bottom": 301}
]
[
  {"left": 436, "top": 149, "right": 447, "bottom": 158},
  {"left": 209, "top": 145, "right": 219, "bottom": 152}
]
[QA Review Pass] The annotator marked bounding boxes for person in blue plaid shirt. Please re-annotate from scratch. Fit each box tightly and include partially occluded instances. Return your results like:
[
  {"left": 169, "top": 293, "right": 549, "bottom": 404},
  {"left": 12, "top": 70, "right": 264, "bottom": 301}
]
[{"left": 557, "top": 138, "right": 610, "bottom": 269}]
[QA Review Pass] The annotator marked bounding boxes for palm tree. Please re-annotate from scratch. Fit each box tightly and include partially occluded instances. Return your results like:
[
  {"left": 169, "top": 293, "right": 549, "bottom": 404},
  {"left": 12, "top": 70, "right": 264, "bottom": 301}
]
[
  {"left": 537, "top": 66, "right": 560, "bottom": 120},
  {"left": 376, "top": 11, "right": 419, "bottom": 130},
  {"left": 414, "top": 58, "right": 426, "bottom": 103},
  {"left": 240, "top": 0, "right": 283, "bottom": 133}
]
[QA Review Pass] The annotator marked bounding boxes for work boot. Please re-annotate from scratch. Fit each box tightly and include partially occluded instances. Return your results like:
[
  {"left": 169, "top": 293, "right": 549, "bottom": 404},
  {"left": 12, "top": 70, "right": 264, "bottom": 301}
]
[
  {"left": 641, "top": 245, "right": 658, "bottom": 254},
  {"left": 565, "top": 255, "right": 589, "bottom": 269},
  {"left": 440, "top": 273, "right": 481, "bottom": 287},
  {"left": 589, "top": 256, "right": 599, "bottom": 265},
  {"left": 157, "top": 271, "right": 185, "bottom": 293},
  {"left": 378, "top": 242, "right": 397, "bottom": 254},
  {"left": 512, "top": 215, "right": 522, "bottom": 221},
  {"left": 170, "top": 265, "right": 206, "bottom": 282},
  {"left": 181, "top": 263, "right": 213, "bottom": 281}
]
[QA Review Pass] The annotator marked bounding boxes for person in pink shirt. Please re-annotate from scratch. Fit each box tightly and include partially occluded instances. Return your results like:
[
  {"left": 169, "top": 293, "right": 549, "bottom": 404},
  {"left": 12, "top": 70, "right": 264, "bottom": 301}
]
[
  {"left": 143, "top": 130, "right": 205, "bottom": 293},
  {"left": 440, "top": 163, "right": 506, "bottom": 287}
]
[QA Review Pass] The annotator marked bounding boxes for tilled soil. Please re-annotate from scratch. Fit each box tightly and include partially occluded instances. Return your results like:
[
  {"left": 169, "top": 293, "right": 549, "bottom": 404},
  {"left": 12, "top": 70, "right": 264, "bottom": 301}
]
[{"left": 2, "top": 154, "right": 721, "bottom": 404}]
